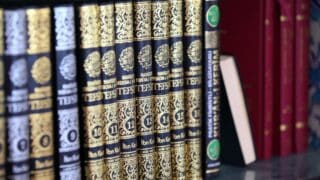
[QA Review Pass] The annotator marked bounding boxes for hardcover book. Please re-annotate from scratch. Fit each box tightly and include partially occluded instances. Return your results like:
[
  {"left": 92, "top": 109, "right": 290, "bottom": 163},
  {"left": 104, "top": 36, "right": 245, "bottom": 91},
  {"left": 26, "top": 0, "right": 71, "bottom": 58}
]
[
  {"left": 0, "top": 8, "right": 5, "bottom": 179},
  {"left": 77, "top": 4, "right": 105, "bottom": 178},
  {"left": 53, "top": 5, "right": 81, "bottom": 179},
  {"left": 114, "top": 1, "right": 138, "bottom": 179},
  {"left": 99, "top": 2, "right": 121, "bottom": 179},
  {"left": 169, "top": 0, "right": 186, "bottom": 178},
  {"left": 184, "top": 0, "right": 202, "bottom": 178},
  {"left": 4, "top": 9, "right": 29, "bottom": 179},
  {"left": 151, "top": 0, "right": 172, "bottom": 178},
  {"left": 133, "top": 0, "right": 155, "bottom": 179},
  {"left": 26, "top": 7, "right": 55, "bottom": 179}
]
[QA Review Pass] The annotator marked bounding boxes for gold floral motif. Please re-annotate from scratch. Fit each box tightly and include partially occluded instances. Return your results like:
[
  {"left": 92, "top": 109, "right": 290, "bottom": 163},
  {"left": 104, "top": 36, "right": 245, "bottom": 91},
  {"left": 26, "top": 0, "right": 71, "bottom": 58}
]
[
  {"left": 119, "top": 47, "right": 134, "bottom": 72},
  {"left": 102, "top": 50, "right": 116, "bottom": 76},
  {"left": 115, "top": 3, "right": 134, "bottom": 42},
  {"left": 170, "top": 41, "right": 183, "bottom": 65},
  {"left": 79, "top": 5, "right": 100, "bottom": 48},
  {"left": 169, "top": 0, "right": 183, "bottom": 37},
  {"left": 121, "top": 154, "right": 138, "bottom": 180},
  {"left": 30, "top": 169, "right": 55, "bottom": 180},
  {"left": 0, "top": 9, "right": 3, "bottom": 54},
  {"left": 185, "top": 89, "right": 201, "bottom": 126},
  {"left": 152, "top": 1, "right": 169, "bottom": 38},
  {"left": 155, "top": 44, "right": 169, "bottom": 68},
  {"left": 31, "top": 57, "right": 51, "bottom": 85},
  {"left": 134, "top": 1, "right": 152, "bottom": 39},
  {"left": 0, "top": 61, "right": 3, "bottom": 86},
  {"left": 118, "top": 99, "right": 136, "bottom": 137},
  {"left": 29, "top": 112, "right": 54, "bottom": 158},
  {"left": 156, "top": 147, "right": 172, "bottom": 179},
  {"left": 154, "top": 94, "right": 170, "bottom": 131},
  {"left": 184, "top": 0, "right": 202, "bottom": 36},
  {"left": 83, "top": 104, "right": 104, "bottom": 148},
  {"left": 100, "top": 4, "right": 115, "bottom": 47},
  {"left": 138, "top": 45, "right": 152, "bottom": 70},
  {"left": 84, "top": 51, "right": 101, "bottom": 78},
  {"left": 26, "top": 8, "right": 51, "bottom": 54},
  {"left": 85, "top": 159, "right": 105, "bottom": 180},
  {"left": 187, "top": 40, "right": 202, "bottom": 64},
  {"left": 186, "top": 140, "right": 202, "bottom": 179},
  {"left": 103, "top": 103, "right": 119, "bottom": 143},
  {"left": 137, "top": 97, "right": 153, "bottom": 134},
  {"left": 171, "top": 143, "right": 186, "bottom": 179},
  {"left": 138, "top": 150, "right": 155, "bottom": 180},
  {"left": 104, "top": 158, "right": 120, "bottom": 180},
  {"left": 170, "top": 91, "right": 185, "bottom": 129}
]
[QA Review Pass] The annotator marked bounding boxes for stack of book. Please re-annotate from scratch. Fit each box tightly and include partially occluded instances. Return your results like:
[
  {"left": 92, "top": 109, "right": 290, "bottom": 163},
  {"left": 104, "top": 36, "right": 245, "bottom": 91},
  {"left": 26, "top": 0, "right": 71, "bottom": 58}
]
[{"left": 0, "top": 0, "right": 221, "bottom": 179}]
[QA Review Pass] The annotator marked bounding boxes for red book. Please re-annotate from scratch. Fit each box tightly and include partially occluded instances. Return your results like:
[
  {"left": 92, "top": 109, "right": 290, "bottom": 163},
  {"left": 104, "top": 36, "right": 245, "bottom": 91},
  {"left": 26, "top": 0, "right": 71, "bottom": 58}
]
[
  {"left": 220, "top": 0, "right": 274, "bottom": 159},
  {"left": 293, "top": 0, "right": 310, "bottom": 153},
  {"left": 275, "top": 0, "right": 295, "bottom": 156}
]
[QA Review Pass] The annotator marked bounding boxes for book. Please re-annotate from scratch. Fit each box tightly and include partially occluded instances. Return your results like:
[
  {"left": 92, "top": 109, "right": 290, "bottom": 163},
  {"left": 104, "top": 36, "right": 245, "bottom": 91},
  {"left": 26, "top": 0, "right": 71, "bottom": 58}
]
[
  {"left": 184, "top": 0, "right": 202, "bottom": 178},
  {"left": 151, "top": 0, "right": 172, "bottom": 178},
  {"left": 53, "top": 5, "right": 81, "bottom": 179},
  {"left": 203, "top": 0, "right": 220, "bottom": 177},
  {"left": 26, "top": 7, "right": 55, "bottom": 179},
  {"left": 220, "top": 55, "right": 256, "bottom": 166},
  {"left": 99, "top": 2, "right": 121, "bottom": 179},
  {"left": 309, "top": 0, "right": 320, "bottom": 149},
  {"left": 133, "top": 0, "right": 155, "bottom": 179},
  {"left": 168, "top": 0, "right": 185, "bottom": 179},
  {"left": 77, "top": 4, "right": 105, "bottom": 178},
  {"left": 114, "top": 1, "right": 138, "bottom": 179},
  {"left": 293, "top": 0, "right": 310, "bottom": 153},
  {"left": 4, "top": 9, "right": 29, "bottom": 179},
  {"left": 0, "top": 8, "right": 5, "bottom": 179},
  {"left": 276, "top": 0, "right": 294, "bottom": 156}
]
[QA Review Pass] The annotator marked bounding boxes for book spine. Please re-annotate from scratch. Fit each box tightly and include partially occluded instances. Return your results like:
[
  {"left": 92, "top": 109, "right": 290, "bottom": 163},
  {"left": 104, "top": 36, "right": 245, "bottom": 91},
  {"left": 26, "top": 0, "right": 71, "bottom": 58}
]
[
  {"left": 263, "top": 0, "right": 275, "bottom": 159},
  {"left": 294, "top": 0, "right": 309, "bottom": 153},
  {"left": 114, "top": 1, "right": 138, "bottom": 179},
  {"left": 0, "top": 8, "right": 5, "bottom": 179},
  {"left": 4, "top": 9, "right": 29, "bottom": 179},
  {"left": 151, "top": 0, "right": 172, "bottom": 178},
  {"left": 278, "top": 0, "right": 294, "bottom": 156},
  {"left": 168, "top": 0, "right": 185, "bottom": 179},
  {"left": 26, "top": 7, "right": 55, "bottom": 179},
  {"left": 77, "top": 4, "right": 105, "bottom": 179},
  {"left": 133, "top": 0, "right": 155, "bottom": 179},
  {"left": 203, "top": 0, "right": 220, "bottom": 177},
  {"left": 99, "top": 2, "right": 121, "bottom": 179},
  {"left": 53, "top": 5, "right": 82, "bottom": 179},
  {"left": 184, "top": 0, "right": 203, "bottom": 178}
]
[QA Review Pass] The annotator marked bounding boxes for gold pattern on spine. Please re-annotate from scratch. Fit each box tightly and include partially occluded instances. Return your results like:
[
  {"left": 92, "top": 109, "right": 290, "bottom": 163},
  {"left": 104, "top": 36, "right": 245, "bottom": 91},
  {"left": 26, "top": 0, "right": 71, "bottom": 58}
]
[
  {"left": 169, "top": 0, "right": 183, "bottom": 37},
  {"left": 184, "top": 0, "right": 202, "bottom": 36},
  {"left": 100, "top": 4, "right": 115, "bottom": 47},
  {"left": 152, "top": 1, "right": 169, "bottom": 39},
  {"left": 79, "top": 5, "right": 100, "bottom": 49},
  {"left": 0, "top": 9, "right": 5, "bottom": 178},
  {"left": 134, "top": 1, "right": 152, "bottom": 40},
  {"left": 26, "top": 8, "right": 50, "bottom": 54},
  {"left": 115, "top": 3, "right": 134, "bottom": 43}
]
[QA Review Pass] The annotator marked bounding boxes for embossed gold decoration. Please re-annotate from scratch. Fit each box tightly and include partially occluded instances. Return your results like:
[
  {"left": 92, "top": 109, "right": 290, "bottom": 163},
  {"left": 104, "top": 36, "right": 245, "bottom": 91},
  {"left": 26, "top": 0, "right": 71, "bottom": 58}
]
[
  {"left": 100, "top": 4, "right": 115, "bottom": 47},
  {"left": 31, "top": 57, "right": 52, "bottom": 85},
  {"left": 155, "top": 44, "right": 169, "bottom": 68},
  {"left": 138, "top": 150, "right": 155, "bottom": 180},
  {"left": 187, "top": 40, "right": 202, "bottom": 63},
  {"left": 83, "top": 104, "right": 104, "bottom": 148},
  {"left": 186, "top": 140, "right": 202, "bottom": 179},
  {"left": 103, "top": 103, "right": 118, "bottom": 143},
  {"left": 186, "top": 89, "right": 201, "bottom": 126},
  {"left": 30, "top": 169, "right": 55, "bottom": 180},
  {"left": 118, "top": 99, "right": 136, "bottom": 137},
  {"left": 79, "top": 5, "right": 100, "bottom": 48},
  {"left": 152, "top": 1, "right": 169, "bottom": 39},
  {"left": 119, "top": 47, "right": 134, "bottom": 72},
  {"left": 115, "top": 3, "right": 134, "bottom": 42},
  {"left": 84, "top": 51, "right": 101, "bottom": 78},
  {"left": 29, "top": 112, "right": 54, "bottom": 158},
  {"left": 170, "top": 41, "right": 183, "bottom": 65},
  {"left": 184, "top": 0, "right": 202, "bottom": 36},
  {"left": 84, "top": 159, "right": 105, "bottom": 180},
  {"left": 169, "top": 0, "right": 183, "bottom": 37},
  {"left": 156, "top": 148, "right": 172, "bottom": 179},
  {"left": 105, "top": 158, "right": 120, "bottom": 180},
  {"left": 170, "top": 92, "right": 185, "bottom": 129},
  {"left": 134, "top": 1, "right": 152, "bottom": 40},
  {"left": 138, "top": 45, "right": 152, "bottom": 70},
  {"left": 137, "top": 97, "right": 153, "bottom": 134},
  {"left": 0, "top": 61, "right": 3, "bottom": 86},
  {"left": 171, "top": 143, "right": 186, "bottom": 179},
  {"left": 26, "top": 8, "right": 51, "bottom": 54},
  {"left": 102, "top": 50, "right": 116, "bottom": 76},
  {"left": 154, "top": 94, "right": 170, "bottom": 131},
  {"left": 121, "top": 154, "right": 138, "bottom": 180}
]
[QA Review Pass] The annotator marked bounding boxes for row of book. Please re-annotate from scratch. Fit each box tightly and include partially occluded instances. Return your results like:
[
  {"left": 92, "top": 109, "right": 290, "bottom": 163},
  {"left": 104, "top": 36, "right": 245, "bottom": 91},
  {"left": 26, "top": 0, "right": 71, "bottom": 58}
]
[
  {"left": 0, "top": 0, "right": 220, "bottom": 179},
  {"left": 220, "top": 0, "right": 310, "bottom": 159}
]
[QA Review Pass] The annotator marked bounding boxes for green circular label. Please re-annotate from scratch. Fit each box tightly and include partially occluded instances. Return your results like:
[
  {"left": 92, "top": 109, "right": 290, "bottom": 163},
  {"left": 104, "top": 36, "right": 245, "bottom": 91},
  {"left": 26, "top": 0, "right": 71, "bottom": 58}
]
[
  {"left": 206, "top": 5, "right": 220, "bottom": 27},
  {"left": 207, "top": 139, "right": 220, "bottom": 160}
]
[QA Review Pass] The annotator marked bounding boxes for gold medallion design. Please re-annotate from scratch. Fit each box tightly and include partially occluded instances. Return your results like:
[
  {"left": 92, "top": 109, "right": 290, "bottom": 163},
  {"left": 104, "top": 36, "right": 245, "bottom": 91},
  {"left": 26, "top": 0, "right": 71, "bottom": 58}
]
[
  {"left": 187, "top": 40, "right": 202, "bottom": 63},
  {"left": 155, "top": 44, "right": 169, "bottom": 68},
  {"left": 119, "top": 47, "right": 134, "bottom": 72},
  {"left": 0, "top": 61, "right": 3, "bottom": 86},
  {"left": 31, "top": 57, "right": 51, "bottom": 85},
  {"left": 102, "top": 50, "right": 116, "bottom": 76},
  {"left": 138, "top": 45, "right": 152, "bottom": 70},
  {"left": 170, "top": 41, "right": 183, "bottom": 65},
  {"left": 84, "top": 51, "right": 101, "bottom": 78}
]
